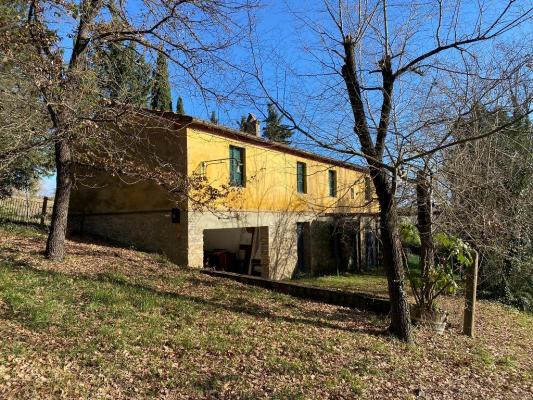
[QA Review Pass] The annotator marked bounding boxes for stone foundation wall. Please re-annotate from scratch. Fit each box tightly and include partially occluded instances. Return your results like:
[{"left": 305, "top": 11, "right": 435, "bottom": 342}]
[
  {"left": 69, "top": 207, "right": 379, "bottom": 281},
  {"left": 68, "top": 211, "right": 188, "bottom": 265},
  {"left": 309, "top": 215, "right": 381, "bottom": 276}
]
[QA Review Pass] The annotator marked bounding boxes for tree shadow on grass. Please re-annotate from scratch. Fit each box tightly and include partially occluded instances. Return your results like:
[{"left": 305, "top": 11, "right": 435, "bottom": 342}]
[{"left": 0, "top": 259, "right": 388, "bottom": 338}]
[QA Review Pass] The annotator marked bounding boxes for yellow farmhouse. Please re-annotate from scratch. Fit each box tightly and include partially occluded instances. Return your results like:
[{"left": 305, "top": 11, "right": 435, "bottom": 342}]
[{"left": 69, "top": 111, "right": 380, "bottom": 280}]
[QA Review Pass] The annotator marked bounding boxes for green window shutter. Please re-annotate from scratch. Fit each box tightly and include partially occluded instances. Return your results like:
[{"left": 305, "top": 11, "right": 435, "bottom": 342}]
[
  {"left": 297, "top": 162, "right": 306, "bottom": 193},
  {"left": 229, "top": 146, "right": 244, "bottom": 187},
  {"left": 328, "top": 170, "right": 337, "bottom": 197}
]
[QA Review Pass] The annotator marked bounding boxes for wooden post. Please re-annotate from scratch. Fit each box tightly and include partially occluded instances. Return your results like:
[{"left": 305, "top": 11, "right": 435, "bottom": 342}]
[
  {"left": 40, "top": 196, "right": 49, "bottom": 225},
  {"left": 463, "top": 250, "right": 479, "bottom": 337}
]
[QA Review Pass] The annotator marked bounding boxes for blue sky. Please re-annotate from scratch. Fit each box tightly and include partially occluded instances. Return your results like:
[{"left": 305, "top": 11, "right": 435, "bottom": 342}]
[
  {"left": 40, "top": 175, "right": 56, "bottom": 197},
  {"left": 39, "top": 0, "right": 532, "bottom": 196},
  {"left": 40, "top": 0, "right": 302, "bottom": 196}
]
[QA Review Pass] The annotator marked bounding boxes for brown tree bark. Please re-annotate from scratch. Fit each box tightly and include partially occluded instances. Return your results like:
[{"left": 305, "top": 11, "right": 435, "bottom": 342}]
[
  {"left": 416, "top": 170, "right": 434, "bottom": 309},
  {"left": 40, "top": 0, "right": 98, "bottom": 261},
  {"left": 340, "top": 35, "right": 413, "bottom": 342},
  {"left": 373, "top": 170, "right": 413, "bottom": 342},
  {"left": 417, "top": 170, "right": 433, "bottom": 273},
  {"left": 45, "top": 138, "right": 73, "bottom": 260}
]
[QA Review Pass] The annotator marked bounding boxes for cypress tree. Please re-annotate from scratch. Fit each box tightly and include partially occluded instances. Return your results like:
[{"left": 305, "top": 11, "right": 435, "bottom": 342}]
[
  {"left": 150, "top": 52, "right": 172, "bottom": 112},
  {"left": 176, "top": 97, "right": 185, "bottom": 115},
  {"left": 95, "top": 41, "right": 150, "bottom": 107},
  {"left": 210, "top": 111, "right": 218, "bottom": 124},
  {"left": 263, "top": 103, "right": 292, "bottom": 144},
  {"left": 238, "top": 115, "right": 247, "bottom": 131}
]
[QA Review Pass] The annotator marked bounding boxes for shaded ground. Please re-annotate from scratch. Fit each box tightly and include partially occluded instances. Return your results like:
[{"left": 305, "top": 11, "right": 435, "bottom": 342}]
[{"left": 0, "top": 223, "right": 531, "bottom": 399}]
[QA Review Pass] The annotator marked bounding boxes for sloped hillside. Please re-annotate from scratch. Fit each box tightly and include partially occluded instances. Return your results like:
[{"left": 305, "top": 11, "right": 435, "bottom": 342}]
[{"left": 0, "top": 224, "right": 531, "bottom": 399}]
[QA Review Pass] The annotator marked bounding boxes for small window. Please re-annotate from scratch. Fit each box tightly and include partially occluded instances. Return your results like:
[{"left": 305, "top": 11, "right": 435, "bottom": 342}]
[
  {"left": 297, "top": 162, "right": 307, "bottom": 193},
  {"left": 350, "top": 187, "right": 355, "bottom": 199},
  {"left": 365, "top": 176, "right": 372, "bottom": 201},
  {"left": 328, "top": 170, "right": 337, "bottom": 197},
  {"left": 229, "top": 145, "right": 245, "bottom": 187}
]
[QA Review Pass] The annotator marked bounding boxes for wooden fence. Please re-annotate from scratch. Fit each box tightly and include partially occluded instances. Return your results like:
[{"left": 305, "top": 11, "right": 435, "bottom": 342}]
[{"left": 0, "top": 196, "right": 54, "bottom": 226}]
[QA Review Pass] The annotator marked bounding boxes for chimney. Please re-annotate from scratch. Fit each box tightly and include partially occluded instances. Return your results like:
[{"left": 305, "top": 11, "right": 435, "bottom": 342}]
[{"left": 244, "top": 113, "right": 260, "bottom": 136}]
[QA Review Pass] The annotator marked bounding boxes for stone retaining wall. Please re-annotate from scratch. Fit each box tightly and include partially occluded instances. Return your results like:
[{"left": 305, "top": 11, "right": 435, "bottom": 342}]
[{"left": 202, "top": 269, "right": 390, "bottom": 315}]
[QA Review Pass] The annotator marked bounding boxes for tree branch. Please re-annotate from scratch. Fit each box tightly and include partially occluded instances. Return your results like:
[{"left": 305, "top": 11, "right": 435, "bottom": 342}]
[{"left": 401, "top": 108, "right": 533, "bottom": 164}]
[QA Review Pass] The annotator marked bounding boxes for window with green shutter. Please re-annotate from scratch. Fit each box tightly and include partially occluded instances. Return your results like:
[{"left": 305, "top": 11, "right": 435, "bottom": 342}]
[
  {"left": 328, "top": 170, "right": 337, "bottom": 197},
  {"left": 229, "top": 145, "right": 245, "bottom": 187},
  {"left": 297, "top": 162, "right": 307, "bottom": 193}
]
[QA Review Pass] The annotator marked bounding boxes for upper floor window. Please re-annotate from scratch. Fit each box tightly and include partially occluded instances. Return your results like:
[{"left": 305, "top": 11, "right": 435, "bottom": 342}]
[
  {"left": 296, "top": 162, "right": 307, "bottom": 193},
  {"left": 350, "top": 187, "right": 355, "bottom": 199},
  {"left": 365, "top": 176, "right": 372, "bottom": 201},
  {"left": 328, "top": 170, "right": 337, "bottom": 197},
  {"left": 229, "top": 145, "right": 245, "bottom": 187}
]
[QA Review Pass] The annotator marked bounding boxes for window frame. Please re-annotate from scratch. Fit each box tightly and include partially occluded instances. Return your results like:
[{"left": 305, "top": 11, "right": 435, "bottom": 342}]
[
  {"left": 296, "top": 161, "right": 307, "bottom": 194},
  {"left": 229, "top": 145, "right": 246, "bottom": 187},
  {"left": 328, "top": 170, "right": 337, "bottom": 197}
]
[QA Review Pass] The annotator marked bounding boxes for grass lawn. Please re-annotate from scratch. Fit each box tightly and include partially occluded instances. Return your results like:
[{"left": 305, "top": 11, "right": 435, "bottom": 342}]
[
  {"left": 0, "top": 223, "right": 531, "bottom": 399},
  {"left": 291, "top": 254, "right": 452, "bottom": 300},
  {"left": 293, "top": 272, "right": 390, "bottom": 298}
]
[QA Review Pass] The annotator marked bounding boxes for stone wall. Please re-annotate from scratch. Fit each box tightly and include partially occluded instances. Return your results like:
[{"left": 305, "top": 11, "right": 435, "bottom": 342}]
[
  {"left": 202, "top": 269, "right": 391, "bottom": 315},
  {"left": 69, "top": 205, "right": 379, "bottom": 281},
  {"left": 68, "top": 210, "right": 188, "bottom": 265},
  {"left": 186, "top": 210, "right": 372, "bottom": 280}
]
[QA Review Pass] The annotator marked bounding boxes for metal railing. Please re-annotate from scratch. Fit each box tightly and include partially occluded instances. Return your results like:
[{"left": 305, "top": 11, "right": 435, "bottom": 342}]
[{"left": 0, "top": 196, "right": 54, "bottom": 226}]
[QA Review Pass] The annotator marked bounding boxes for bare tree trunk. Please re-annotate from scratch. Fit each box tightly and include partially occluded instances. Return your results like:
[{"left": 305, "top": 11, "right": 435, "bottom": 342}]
[
  {"left": 339, "top": 36, "right": 412, "bottom": 342},
  {"left": 416, "top": 170, "right": 434, "bottom": 309},
  {"left": 374, "top": 171, "right": 413, "bottom": 342},
  {"left": 45, "top": 138, "right": 73, "bottom": 260},
  {"left": 42, "top": 1, "right": 96, "bottom": 261}
]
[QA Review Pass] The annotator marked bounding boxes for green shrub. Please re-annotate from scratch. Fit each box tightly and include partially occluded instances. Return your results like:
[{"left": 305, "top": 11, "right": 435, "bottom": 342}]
[{"left": 399, "top": 222, "right": 420, "bottom": 249}]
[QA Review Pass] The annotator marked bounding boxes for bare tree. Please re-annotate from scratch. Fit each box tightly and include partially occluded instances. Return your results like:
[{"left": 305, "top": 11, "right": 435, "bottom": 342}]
[
  {"left": 245, "top": 0, "right": 532, "bottom": 342},
  {"left": 437, "top": 81, "right": 532, "bottom": 308},
  {"left": 1, "top": 0, "right": 253, "bottom": 260}
]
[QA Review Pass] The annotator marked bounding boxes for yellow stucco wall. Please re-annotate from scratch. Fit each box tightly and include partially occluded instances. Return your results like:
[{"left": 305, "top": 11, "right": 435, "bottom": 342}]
[
  {"left": 69, "top": 166, "right": 177, "bottom": 214},
  {"left": 186, "top": 127, "right": 377, "bottom": 214},
  {"left": 69, "top": 119, "right": 377, "bottom": 216},
  {"left": 70, "top": 120, "right": 187, "bottom": 215}
]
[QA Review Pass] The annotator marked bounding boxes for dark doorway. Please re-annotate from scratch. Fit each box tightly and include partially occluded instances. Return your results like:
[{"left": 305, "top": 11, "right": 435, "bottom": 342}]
[
  {"left": 203, "top": 227, "right": 264, "bottom": 276},
  {"left": 352, "top": 230, "right": 362, "bottom": 273},
  {"left": 296, "top": 222, "right": 309, "bottom": 275}
]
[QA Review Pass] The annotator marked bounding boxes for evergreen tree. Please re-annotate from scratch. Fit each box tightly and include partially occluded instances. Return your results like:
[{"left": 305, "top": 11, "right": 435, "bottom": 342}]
[
  {"left": 176, "top": 97, "right": 185, "bottom": 115},
  {"left": 210, "top": 111, "right": 218, "bottom": 124},
  {"left": 0, "top": 0, "right": 53, "bottom": 198},
  {"left": 263, "top": 103, "right": 292, "bottom": 143},
  {"left": 150, "top": 52, "right": 172, "bottom": 112},
  {"left": 238, "top": 115, "right": 247, "bottom": 131},
  {"left": 95, "top": 41, "right": 151, "bottom": 107}
]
